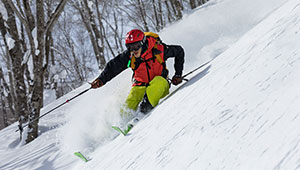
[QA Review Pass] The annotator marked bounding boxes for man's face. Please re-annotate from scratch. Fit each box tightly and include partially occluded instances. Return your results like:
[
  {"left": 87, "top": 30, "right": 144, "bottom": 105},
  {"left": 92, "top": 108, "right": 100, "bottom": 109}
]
[
  {"left": 131, "top": 47, "right": 142, "bottom": 58},
  {"left": 127, "top": 41, "right": 143, "bottom": 58}
]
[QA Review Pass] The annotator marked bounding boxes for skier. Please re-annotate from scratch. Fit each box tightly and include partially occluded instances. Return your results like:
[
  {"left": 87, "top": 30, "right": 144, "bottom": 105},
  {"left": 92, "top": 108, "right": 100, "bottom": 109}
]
[{"left": 91, "top": 29, "right": 184, "bottom": 116}]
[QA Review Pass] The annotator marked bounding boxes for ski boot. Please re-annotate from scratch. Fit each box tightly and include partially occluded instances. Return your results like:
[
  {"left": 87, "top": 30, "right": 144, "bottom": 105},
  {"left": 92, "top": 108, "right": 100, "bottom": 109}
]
[{"left": 140, "top": 94, "right": 154, "bottom": 114}]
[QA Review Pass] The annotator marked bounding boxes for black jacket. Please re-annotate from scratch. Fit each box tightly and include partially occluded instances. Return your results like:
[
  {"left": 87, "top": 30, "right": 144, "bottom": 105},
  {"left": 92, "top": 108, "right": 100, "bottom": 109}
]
[{"left": 98, "top": 43, "right": 184, "bottom": 85}]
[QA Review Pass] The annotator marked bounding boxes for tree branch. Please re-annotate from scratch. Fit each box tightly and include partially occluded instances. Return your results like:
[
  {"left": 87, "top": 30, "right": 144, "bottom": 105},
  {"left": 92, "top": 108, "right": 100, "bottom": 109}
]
[
  {"left": 6, "top": 0, "right": 36, "bottom": 63},
  {"left": 45, "top": 0, "right": 68, "bottom": 34}
]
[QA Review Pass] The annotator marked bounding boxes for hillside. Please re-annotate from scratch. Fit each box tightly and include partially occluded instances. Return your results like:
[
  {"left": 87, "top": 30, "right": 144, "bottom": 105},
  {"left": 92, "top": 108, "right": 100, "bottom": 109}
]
[{"left": 1, "top": 0, "right": 299, "bottom": 169}]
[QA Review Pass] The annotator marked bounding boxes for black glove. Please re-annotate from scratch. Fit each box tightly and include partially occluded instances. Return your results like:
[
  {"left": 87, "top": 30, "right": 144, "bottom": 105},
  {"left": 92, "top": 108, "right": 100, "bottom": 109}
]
[
  {"left": 171, "top": 74, "right": 183, "bottom": 85},
  {"left": 90, "top": 78, "right": 104, "bottom": 89}
]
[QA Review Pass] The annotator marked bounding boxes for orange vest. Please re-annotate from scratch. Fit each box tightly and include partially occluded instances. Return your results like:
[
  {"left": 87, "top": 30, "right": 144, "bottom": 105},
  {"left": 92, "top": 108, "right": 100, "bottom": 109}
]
[{"left": 130, "top": 37, "right": 165, "bottom": 86}]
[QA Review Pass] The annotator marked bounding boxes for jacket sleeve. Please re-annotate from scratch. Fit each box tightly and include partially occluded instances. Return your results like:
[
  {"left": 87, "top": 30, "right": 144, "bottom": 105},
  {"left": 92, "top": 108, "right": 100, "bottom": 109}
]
[
  {"left": 163, "top": 44, "right": 185, "bottom": 76},
  {"left": 98, "top": 50, "right": 130, "bottom": 85}
]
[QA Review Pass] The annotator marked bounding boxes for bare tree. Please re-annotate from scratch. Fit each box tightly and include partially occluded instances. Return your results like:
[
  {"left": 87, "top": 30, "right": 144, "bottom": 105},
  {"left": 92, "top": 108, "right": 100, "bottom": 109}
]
[
  {"left": 189, "top": 0, "right": 197, "bottom": 9},
  {"left": 0, "top": 36, "right": 16, "bottom": 122},
  {"left": 72, "top": 0, "right": 106, "bottom": 69},
  {"left": 5, "top": 0, "right": 68, "bottom": 143},
  {"left": 152, "top": 0, "right": 160, "bottom": 31},
  {"left": 198, "top": 0, "right": 209, "bottom": 6},
  {"left": 170, "top": 0, "right": 183, "bottom": 20},
  {"left": 0, "top": 67, "right": 9, "bottom": 127},
  {"left": 157, "top": 0, "right": 164, "bottom": 30},
  {"left": 51, "top": 8, "right": 96, "bottom": 98},
  {"left": 163, "top": 0, "right": 174, "bottom": 23},
  {"left": 0, "top": 0, "right": 30, "bottom": 139}
]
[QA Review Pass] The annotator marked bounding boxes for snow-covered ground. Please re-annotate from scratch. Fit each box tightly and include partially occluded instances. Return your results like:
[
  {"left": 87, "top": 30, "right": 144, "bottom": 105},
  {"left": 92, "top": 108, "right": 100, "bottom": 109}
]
[{"left": 2, "top": 0, "right": 300, "bottom": 169}]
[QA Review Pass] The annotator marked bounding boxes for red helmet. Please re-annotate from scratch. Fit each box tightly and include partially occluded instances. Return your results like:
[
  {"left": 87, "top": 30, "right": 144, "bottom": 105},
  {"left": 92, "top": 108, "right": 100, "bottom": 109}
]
[{"left": 125, "top": 29, "right": 145, "bottom": 44}]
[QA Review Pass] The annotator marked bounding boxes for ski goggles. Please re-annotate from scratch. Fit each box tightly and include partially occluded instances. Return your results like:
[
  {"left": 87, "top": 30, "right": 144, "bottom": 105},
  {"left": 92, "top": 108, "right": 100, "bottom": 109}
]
[{"left": 126, "top": 41, "right": 143, "bottom": 51}]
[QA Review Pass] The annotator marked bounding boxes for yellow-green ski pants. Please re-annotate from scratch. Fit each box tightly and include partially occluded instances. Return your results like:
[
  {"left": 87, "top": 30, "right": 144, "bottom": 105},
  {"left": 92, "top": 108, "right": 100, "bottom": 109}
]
[{"left": 125, "top": 76, "right": 169, "bottom": 111}]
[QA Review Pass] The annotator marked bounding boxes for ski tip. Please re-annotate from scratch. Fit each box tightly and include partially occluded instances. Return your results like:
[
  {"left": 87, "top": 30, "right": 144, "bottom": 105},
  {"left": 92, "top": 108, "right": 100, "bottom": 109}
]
[
  {"left": 74, "top": 152, "right": 90, "bottom": 162},
  {"left": 112, "top": 126, "right": 127, "bottom": 136}
]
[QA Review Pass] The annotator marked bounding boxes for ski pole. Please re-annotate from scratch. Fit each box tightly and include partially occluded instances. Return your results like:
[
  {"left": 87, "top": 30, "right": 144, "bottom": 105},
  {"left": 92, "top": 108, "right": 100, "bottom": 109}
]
[
  {"left": 182, "top": 59, "right": 213, "bottom": 81},
  {"left": 16, "top": 87, "right": 92, "bottom": 132}
]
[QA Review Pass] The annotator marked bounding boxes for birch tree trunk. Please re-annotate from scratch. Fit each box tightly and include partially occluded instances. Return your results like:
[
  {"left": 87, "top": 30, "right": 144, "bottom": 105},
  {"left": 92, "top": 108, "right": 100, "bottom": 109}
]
[
  {"left": 137, "top": 0, "right": 149, "bottom": 32},
  {"left": 5, "top": 0, "right": 67, "bottom": 143},
  {"left": 26, "top": 0, "right": 45, "bottom": 143},
  {"left": 190, "top": 0, "right": 197, "bottom": 9},
  {"left": 164, "top": 0, "right": 174, "bottom": 23},
  {"left": 152, "top": 0, "right": 160, "bottom": 32},
  {"left": 158, "top": 0, "right": 164, "bottom": 29},
  {"left": 83, "top": 0, "right": 106, "bottom": 69},
  {"left": 171, "top": 0, "right": 182, "bottom": 20},
  {"left": 73, "top": 0, "right": 106, "bottom": 69},
  {"left": 0, "top": 68, "right": 9, "bottom": 127},
  {"left": 1, "top": 0, "right": 29, "bottom": 138},
  {"left": 27, "top": 0, "right": 68, "bottom": 143}
]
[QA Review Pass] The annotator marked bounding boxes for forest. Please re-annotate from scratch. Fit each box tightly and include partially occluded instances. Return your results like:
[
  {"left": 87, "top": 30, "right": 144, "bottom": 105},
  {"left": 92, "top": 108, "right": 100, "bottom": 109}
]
[{"left": 0, "top": 0, "right": 208, "bottom": 143}]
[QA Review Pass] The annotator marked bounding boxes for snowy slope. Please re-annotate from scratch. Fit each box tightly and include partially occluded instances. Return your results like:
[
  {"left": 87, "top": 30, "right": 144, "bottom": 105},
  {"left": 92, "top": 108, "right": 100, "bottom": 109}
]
[
  {"left": 73, "top": 0, "right": 300, "bottom": 169},
  {"left": 1, "top": 0, "right": 298, "bottom": 169}
]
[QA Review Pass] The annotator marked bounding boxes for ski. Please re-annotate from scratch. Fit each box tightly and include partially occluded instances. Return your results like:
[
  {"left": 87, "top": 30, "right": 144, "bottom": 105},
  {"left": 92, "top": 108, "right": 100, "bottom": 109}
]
[
  {"left": 112, "top": 124, "right": 133, "bottom": 136},
  {"left": 74, "top": 152, "right": 90, "bottom": 162}
]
